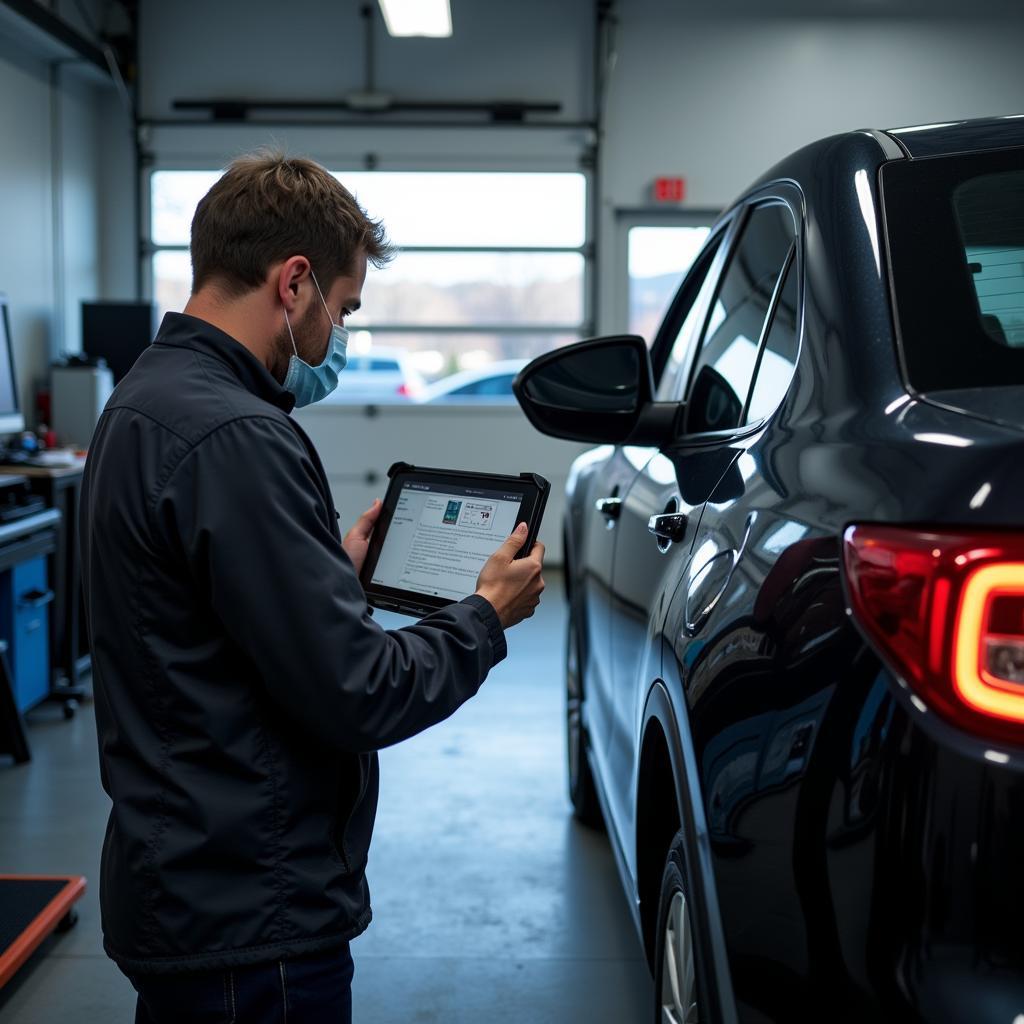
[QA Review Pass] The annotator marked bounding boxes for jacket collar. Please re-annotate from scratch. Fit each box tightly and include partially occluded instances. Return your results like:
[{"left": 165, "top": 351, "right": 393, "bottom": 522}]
[{"left": 153, "top": 312, "right": 296, "bottom": 413}]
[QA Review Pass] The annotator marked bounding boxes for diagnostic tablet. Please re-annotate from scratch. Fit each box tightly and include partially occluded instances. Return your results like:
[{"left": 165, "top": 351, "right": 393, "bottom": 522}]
[{"left": 359, "top": 462, "right": 550, "bottom": 618}]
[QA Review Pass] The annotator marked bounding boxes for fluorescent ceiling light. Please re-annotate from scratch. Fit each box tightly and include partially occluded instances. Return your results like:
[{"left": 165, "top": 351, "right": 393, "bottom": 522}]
[{"left": 378, "top": 0, "right": 452, "bottom": 37}]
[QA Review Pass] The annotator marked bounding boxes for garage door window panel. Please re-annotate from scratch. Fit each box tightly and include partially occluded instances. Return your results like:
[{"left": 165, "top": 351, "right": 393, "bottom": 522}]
[
  {"left": 683, "top": 203, "right": 796, "bottom": 436},
  {"left": 148, "top": 170, "right": 588, "bottom": 402},
  {"left": 348, "top": 250, "right": 584, "bottom": 329}
]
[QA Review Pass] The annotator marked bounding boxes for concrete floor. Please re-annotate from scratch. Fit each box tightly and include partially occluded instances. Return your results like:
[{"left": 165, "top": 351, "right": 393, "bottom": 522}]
[{"left": 0, "top": 579, "right": 652, "bottom": 1022}]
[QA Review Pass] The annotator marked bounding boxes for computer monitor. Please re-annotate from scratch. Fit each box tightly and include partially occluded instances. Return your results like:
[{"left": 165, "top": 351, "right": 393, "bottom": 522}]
[
  {"left": 82, "top": 301, "right": 156, "bottom": 384},
  {"left": 0, "top": 297, "right": 26, "bottom": 436}
]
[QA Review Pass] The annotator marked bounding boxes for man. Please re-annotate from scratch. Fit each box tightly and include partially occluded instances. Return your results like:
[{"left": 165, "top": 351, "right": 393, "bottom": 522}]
[{"left": 80, "top": 152, "right": 545, "bottom": 1023}]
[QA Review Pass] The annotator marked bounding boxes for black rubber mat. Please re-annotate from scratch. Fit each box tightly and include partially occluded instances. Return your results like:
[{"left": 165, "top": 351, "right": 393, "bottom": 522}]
[{"left": 0, "top": 879, "right": 66, "bottom": 954}]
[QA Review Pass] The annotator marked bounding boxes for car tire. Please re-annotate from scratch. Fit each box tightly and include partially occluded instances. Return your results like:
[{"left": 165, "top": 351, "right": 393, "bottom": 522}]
[
  {"left": 653, "top": 829, "right": 711, "bottom": 1024},
  {"left": 566, "top": 608, "right": 604, "bottom": 829}
]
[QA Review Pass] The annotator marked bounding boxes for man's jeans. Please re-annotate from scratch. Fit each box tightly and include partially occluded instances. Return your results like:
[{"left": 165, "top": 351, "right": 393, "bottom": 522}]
[{"left": 125, "top": 943, "right": 354, "bottom": 1023}]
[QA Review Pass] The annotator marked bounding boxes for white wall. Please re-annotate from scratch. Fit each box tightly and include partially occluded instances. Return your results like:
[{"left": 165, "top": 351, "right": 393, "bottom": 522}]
[
  {"left": 597, "top": 4, "right": 1024, "bottom": 331},
  {"left": 98, "top": 87, "right": 137, "bottom": 302},
  {"left": 0, "top": 38, "right": 54, "bottom": 421},
  {"left": 0, "top": 34, "right": 105, "bottom": 424},
  {"left": 59, "top": 67, "right": 103, "bottom": 355}
]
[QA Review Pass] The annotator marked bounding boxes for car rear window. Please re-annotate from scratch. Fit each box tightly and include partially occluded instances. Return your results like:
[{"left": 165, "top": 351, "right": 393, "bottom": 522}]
[
  {"left": 882, "top": 147, "right": 1024, "bottom": 391},
  {"left": 880, "top": 148, "right": 1024, "bottom": 391},
  {"left": 956, "top": 171, "right": 1024, "bottom": 347}
]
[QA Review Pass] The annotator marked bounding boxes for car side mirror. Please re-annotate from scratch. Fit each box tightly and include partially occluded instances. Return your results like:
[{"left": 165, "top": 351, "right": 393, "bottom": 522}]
[{"left": 513, "top": 335, "right": 682, "bottom": 445}]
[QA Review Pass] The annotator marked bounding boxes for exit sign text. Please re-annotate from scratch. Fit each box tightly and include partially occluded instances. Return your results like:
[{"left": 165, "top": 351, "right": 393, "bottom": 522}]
[{"left": 653, "top": 177, "right": 686, "bottom": 203}]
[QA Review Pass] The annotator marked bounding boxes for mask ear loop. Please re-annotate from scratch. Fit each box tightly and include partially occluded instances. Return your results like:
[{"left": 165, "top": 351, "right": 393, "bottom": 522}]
[
  {"left": 310, "top": 270, "right": 337, "bottom": 325},
  {"left": 283, "top": 307, "right": 298, "bottom": 356}
]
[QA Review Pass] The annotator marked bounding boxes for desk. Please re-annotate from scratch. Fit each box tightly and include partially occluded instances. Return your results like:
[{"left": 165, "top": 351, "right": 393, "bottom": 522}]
[{"left": 0, "top": 467, "right": 87, "bottom": 707}]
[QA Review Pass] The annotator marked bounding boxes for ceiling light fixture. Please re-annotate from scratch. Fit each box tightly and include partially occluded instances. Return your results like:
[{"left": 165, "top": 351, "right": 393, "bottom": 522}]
[{"left": 377, "top": 0, "right": 452, "bottom": 38}]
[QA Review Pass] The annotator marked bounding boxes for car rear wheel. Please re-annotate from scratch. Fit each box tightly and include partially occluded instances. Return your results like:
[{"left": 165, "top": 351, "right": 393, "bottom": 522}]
[
  {"left": 566, "top": 609, "right": 604, "bottom": 829},
  {"left": 654, "top": 830, "right": 708, "bottom": 1024}
]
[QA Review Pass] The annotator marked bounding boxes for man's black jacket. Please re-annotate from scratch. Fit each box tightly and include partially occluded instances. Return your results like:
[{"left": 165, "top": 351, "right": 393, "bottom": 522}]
[{"left": 80, "top": 313, "right": 506, "bottom": 974}]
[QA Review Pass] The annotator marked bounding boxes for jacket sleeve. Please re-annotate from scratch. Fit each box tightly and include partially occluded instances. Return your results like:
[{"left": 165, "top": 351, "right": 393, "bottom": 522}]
[{"left": 154, "top": 414, "right": 507, "bottom": 752}]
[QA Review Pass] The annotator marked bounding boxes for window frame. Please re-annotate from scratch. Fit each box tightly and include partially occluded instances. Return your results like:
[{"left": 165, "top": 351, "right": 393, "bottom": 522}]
[{"left": 671, "top": 188, "right": 803, "bottom": 445}]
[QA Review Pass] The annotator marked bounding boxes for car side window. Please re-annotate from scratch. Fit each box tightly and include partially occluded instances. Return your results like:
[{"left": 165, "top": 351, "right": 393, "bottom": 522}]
[
  {"left": 655, "top": 234, "right": 725, "bottom": 402},
  {"left": 683, "top": 202, "right": 795, "bottom": 435},
  {"left": 745, "top": 254, "right": 799, "bottom": 424}
]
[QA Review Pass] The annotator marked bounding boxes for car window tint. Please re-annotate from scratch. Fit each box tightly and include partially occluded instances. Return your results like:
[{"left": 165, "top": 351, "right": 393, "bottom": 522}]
[
  {"left": 655, "top": 235, "right": 725, "bottom": 402},
  {"left": 883, "top": 151, "right": 1024, "bottom": 391},
  {"left": 370, "top": 359, "right": 401, "bottom": 371},
  {"left": 955, "top": 171, "right": 1024, "bottom": 348},
  {"left": 746, "top": 255, "right": 799, "bottom": 423},
  {"left": 684, "top": 203, "right": 795, "bottom": 434}
]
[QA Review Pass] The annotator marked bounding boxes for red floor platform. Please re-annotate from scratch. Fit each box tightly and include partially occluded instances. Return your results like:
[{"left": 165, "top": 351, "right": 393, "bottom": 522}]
[{"left": 0, "top": 875, "right": 87, "bottom": 989}]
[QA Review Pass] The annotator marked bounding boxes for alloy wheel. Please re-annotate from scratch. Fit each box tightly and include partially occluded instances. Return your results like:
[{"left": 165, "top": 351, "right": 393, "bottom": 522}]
[{"left": 660, "top": 890, "right": 698, "bottom": 1024}]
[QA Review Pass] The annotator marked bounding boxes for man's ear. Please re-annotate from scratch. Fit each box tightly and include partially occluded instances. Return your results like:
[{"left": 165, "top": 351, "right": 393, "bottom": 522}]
[{"left": 275, "top": 256, "right": 311, "bottom": 312}]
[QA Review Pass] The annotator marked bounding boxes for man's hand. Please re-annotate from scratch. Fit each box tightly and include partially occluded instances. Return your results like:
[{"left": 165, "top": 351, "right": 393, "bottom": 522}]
[
  {"left": 343, "top": 499, "right": 382, "bottom": 576},
  {"left": 475, "top": 522, "right": 546, "bottom": 630}
]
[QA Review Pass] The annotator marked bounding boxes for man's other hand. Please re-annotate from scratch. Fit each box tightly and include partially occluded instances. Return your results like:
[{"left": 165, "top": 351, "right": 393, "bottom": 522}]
[
  {"left": 475, "top": 523, "right": 546, "bottom": 630},
  {"left": 343, "top": 498, "right": 382, "bottom": 575}
]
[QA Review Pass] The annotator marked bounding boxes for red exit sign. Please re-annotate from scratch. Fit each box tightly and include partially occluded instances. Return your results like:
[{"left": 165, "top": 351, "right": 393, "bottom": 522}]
[{"left": 653, "top": 176, "right": 686, "bottom": 203}]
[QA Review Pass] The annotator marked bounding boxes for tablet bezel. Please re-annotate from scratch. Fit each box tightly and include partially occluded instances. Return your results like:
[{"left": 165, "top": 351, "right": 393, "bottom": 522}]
[{"left": 358, "top": 462, "right": 550, "bottom": 618}]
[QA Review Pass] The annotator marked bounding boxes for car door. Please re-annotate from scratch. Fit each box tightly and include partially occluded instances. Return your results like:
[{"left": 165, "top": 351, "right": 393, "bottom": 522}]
[
  {"left": 606, "top": 198, "right": 799, "bottom": 874},
  {"left": 578, "top": 230, "right": 733, "bottom": 775},
  {"left": 576, "top": 444, "right": 649, "bottom": 761},
  {"left": 663, "top": 207, "right": 829, "bottom": 1014},
  {"left": 586, "top": 224, "right": 731, "bottom": 831}
]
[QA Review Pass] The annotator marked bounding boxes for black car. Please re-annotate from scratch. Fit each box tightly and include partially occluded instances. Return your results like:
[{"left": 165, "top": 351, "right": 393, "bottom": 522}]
[{"left": 513, "top": 115, "right": 1024, "bottom": 1023}]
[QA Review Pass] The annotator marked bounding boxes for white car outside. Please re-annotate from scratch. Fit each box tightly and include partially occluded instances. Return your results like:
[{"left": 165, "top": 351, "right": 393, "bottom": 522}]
[
  {"left": 417, "top": 360, "right": 528, "bottom": 404},
  {"left": 320, "top": 347, "right": 426, "bottom": 402}
]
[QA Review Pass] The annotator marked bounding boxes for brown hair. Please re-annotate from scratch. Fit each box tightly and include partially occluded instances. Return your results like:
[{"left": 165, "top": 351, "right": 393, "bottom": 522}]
[{"left": 190, "top": 150, "right": 394, "bottom": 296}]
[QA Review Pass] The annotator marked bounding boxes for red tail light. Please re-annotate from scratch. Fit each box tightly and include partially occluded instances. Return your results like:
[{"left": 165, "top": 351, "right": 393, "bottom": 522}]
[
  {"left": 396, "top": 383, "right": 411, "bottom": 397},
  {"left": 843, "top": 525, "right": 1024, "bottom": 745}
]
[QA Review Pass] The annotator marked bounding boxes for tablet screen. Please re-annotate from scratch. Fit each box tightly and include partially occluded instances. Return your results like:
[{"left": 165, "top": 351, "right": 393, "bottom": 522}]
[{"left": 369, "top": 480, "right": 525, "bottom": 601}]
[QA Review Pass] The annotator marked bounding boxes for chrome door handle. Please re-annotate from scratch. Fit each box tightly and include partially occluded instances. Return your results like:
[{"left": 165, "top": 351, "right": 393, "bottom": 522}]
[
  {"left": 595, "top": 497, "right": 622, "bottom": 520},
  {"left": 648, "top": 513, "right": 688, "bottom": 543}
]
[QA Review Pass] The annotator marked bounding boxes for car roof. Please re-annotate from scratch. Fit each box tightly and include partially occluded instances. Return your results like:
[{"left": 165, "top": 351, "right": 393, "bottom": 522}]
[
  {"left": 882, "top": 113, "right": 1024, "bottom": 159},
  {"left": 736, "top": 114, "right": 1024, "bottom": 215},
  {"left": 348, "top": 346, "right": 407, "bottom": 360}
]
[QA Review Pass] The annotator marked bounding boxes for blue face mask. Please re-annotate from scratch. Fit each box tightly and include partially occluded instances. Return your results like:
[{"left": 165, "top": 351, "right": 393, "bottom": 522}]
[{"left": 282, "top": 271, "right": 349, "bottom": 407}]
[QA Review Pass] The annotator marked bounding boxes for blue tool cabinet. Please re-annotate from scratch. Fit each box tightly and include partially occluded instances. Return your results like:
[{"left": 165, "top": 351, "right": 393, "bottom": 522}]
[
  {"left": 0, "top": 556, "right": 53, "bottom": 714},
  {"left": 0, "top": 477, "right": 62, "bottom": 762}
]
